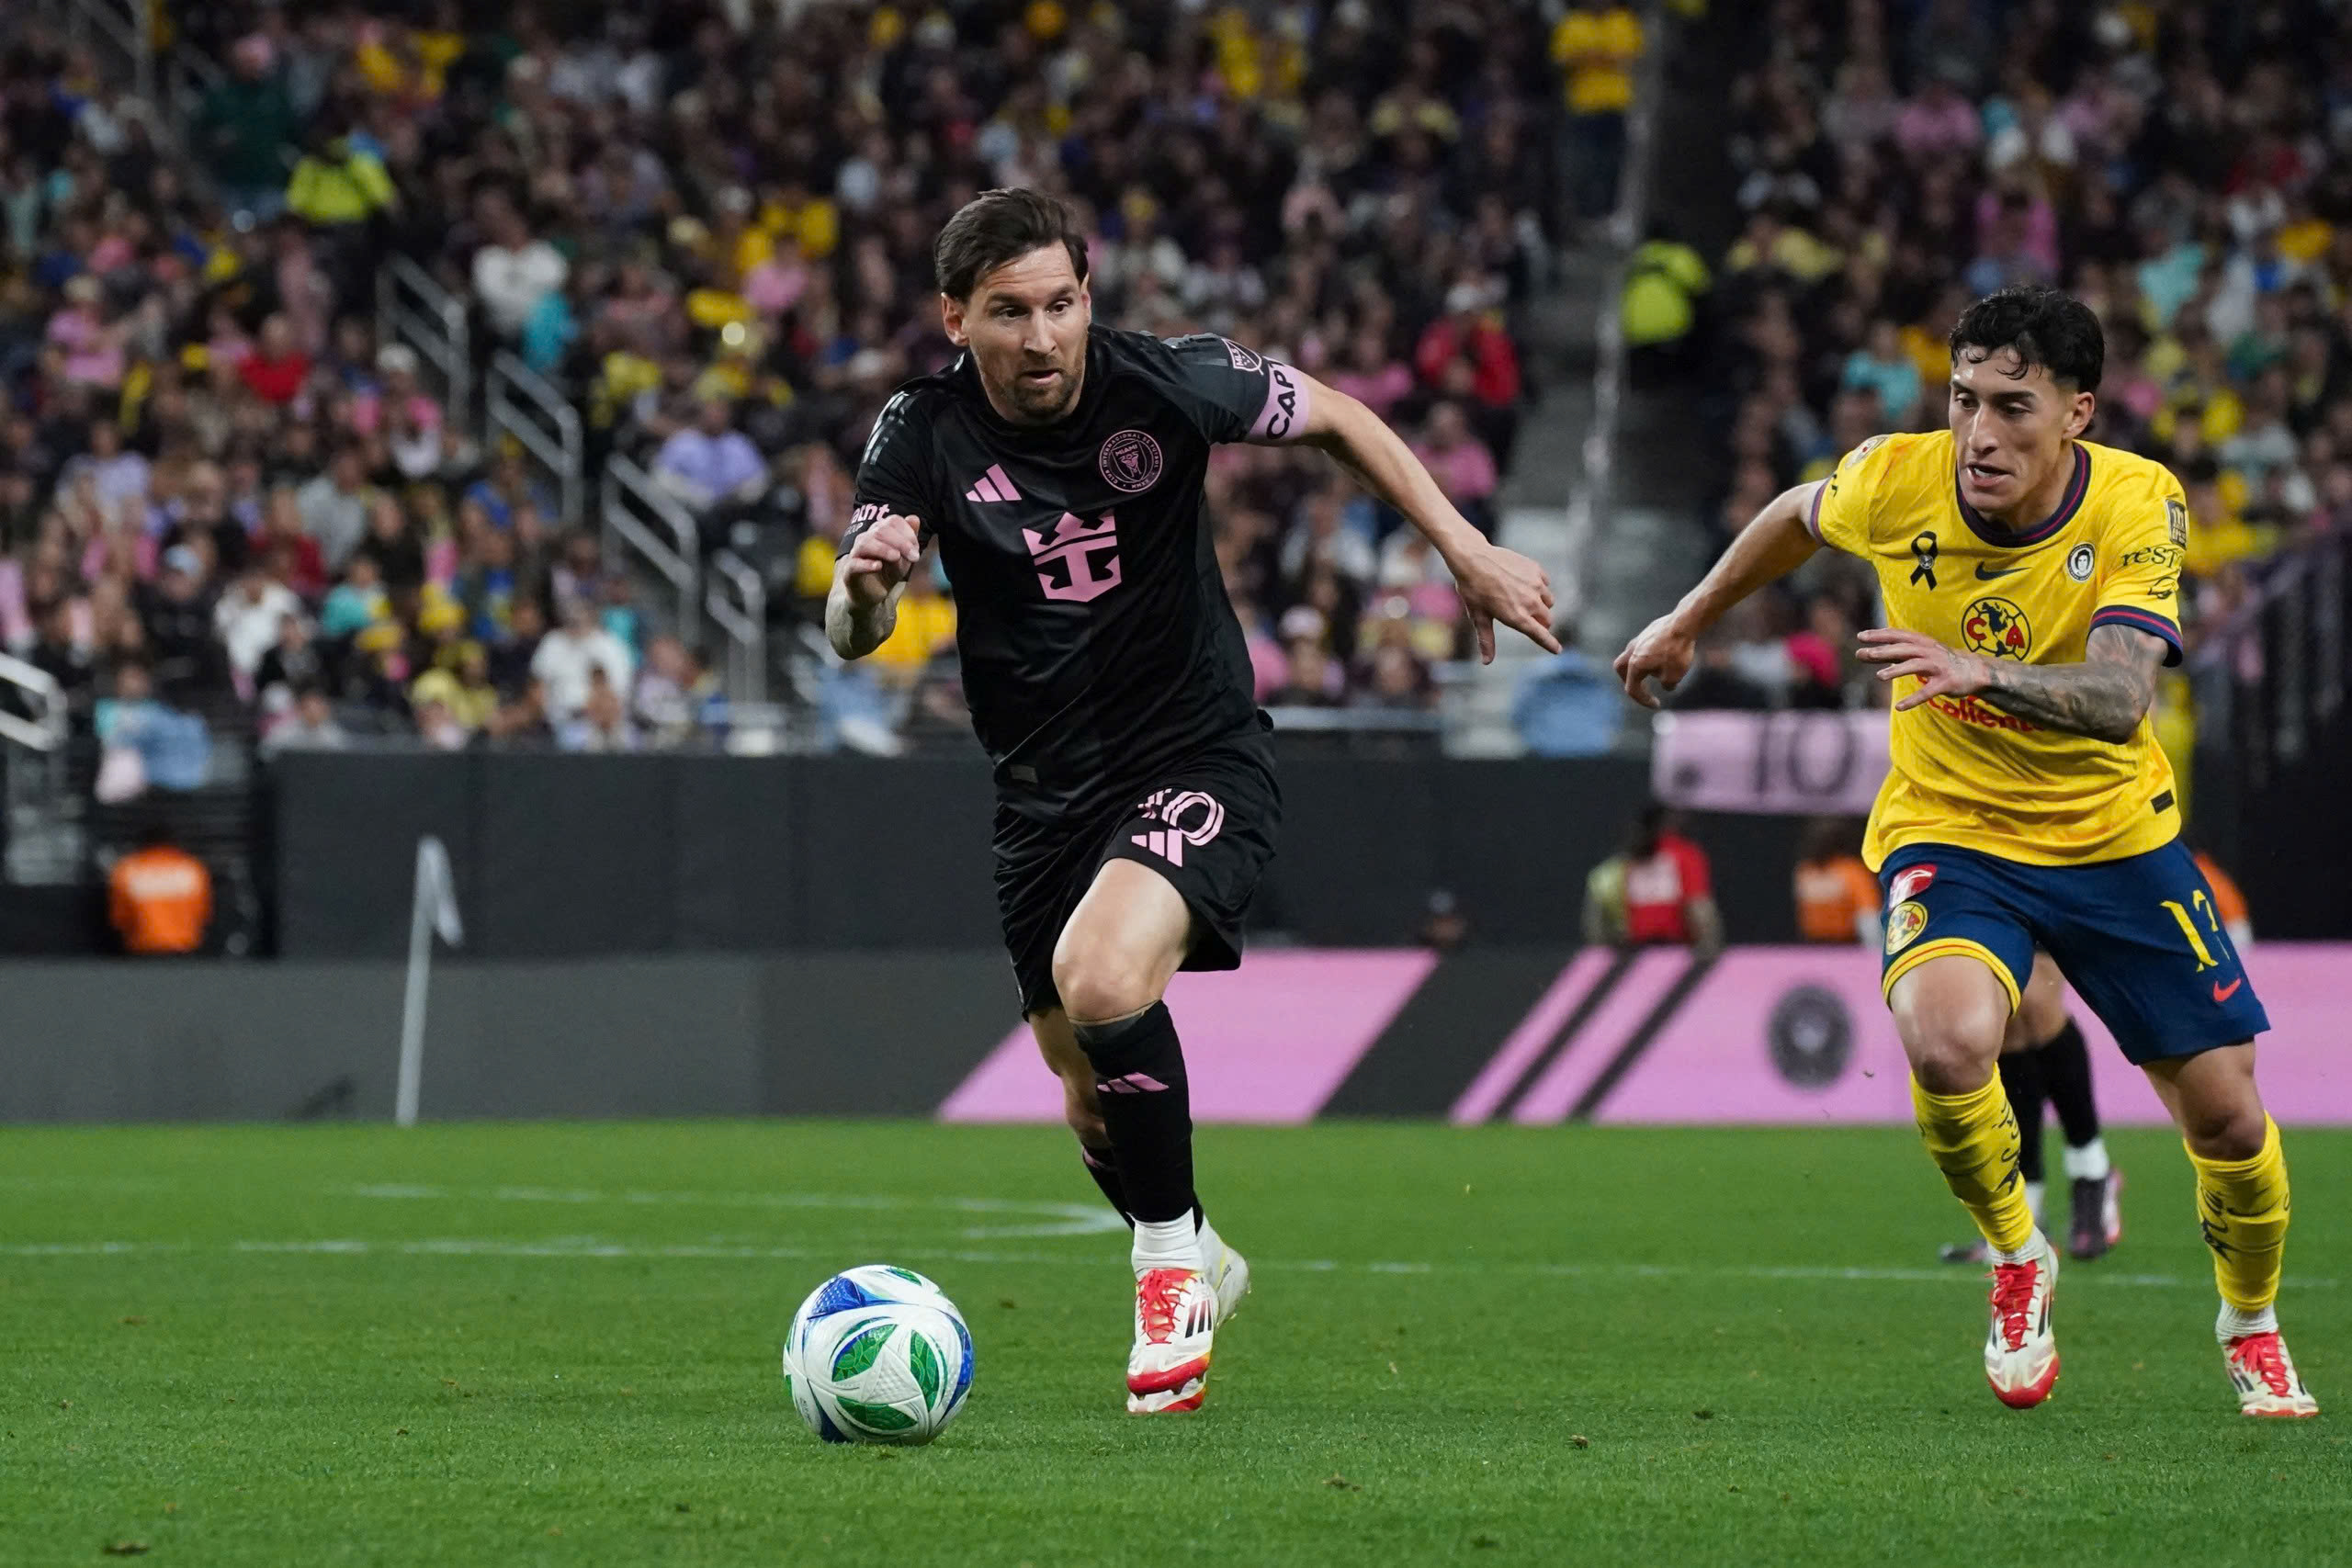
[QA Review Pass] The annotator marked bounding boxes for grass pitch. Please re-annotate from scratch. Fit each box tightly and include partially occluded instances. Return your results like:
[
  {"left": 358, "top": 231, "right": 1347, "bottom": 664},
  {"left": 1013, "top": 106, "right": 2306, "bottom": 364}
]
[{"left": 3, "top": 1121, "right": 2345, "bottom": 1565}]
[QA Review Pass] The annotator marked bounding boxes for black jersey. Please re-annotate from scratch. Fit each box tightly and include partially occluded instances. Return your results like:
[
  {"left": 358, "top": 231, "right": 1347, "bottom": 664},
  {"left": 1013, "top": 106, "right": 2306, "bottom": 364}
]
[{"left": 845, "top": 324, "right": 1313, "bottom": 823}]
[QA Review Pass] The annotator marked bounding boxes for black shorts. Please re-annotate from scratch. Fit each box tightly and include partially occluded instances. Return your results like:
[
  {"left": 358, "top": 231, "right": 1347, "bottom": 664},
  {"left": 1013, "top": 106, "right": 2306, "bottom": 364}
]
[{"left": 994, "top": 732, "right": 1281, "bottom": 1017}]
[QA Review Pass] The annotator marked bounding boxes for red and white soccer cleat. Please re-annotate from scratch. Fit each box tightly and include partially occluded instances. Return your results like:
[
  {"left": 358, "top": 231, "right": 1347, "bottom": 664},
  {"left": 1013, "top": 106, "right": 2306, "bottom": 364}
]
[
  {"left": 2224, "top": 1331, "right": 2319, "bottom": 1418},
  {"left": 1125, "top": 1267, "right": 1216, "bottom": 1415},
  {"left": 1204, "top": 1234, "right": 1251, "bottom": 1327},
  {"left": 1984, "top": 1234, "right": 2060, "bottom": 1408}
]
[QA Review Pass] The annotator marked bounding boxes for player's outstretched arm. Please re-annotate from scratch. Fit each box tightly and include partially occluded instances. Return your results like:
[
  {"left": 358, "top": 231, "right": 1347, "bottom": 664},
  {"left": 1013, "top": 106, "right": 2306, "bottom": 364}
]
[
  {"left": 825, "top": 513, "right": 923, "bottom": 660},
  {"left": 1856, "top": 622, "right": 2164, "bottom": 743},
  {"left": 1613, "top": 481, "right": 1823, "bottom": 708},
  {"left": 1291, "top": 376, "right": 1558, "bottom": 663}
]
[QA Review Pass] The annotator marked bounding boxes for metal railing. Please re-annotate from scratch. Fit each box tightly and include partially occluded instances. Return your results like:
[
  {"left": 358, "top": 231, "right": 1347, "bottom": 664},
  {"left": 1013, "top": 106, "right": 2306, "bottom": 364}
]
[
  {"left": 705, "top": 548, "right": 768, "bottom": 705},
  {"left": 1558, "top": 0, "right": 1673, "bottom": 624},
  {"left": 485, "top": 352, "right": 584, "bottom": 526},
  {"left": 601, "top": 457, "right": 700, "bottom": 638},
  {"left": 28, "top": 0, "right": 221, "bottom": 160},
  {"left": 377, "top": 255, "right": 471, "bottom": 434},
  {"left": 0, "top": 654, "right": 67, "bottom": 754}
]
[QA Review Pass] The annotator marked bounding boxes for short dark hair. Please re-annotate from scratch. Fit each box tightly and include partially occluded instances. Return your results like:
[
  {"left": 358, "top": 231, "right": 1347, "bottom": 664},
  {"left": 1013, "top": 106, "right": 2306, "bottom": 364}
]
[
  {"left": 933, "top": 188, "right": 1089, "bottom": 301},
  {"left": 1948, "top": 285, "right": 2104, "bottom": 393}
]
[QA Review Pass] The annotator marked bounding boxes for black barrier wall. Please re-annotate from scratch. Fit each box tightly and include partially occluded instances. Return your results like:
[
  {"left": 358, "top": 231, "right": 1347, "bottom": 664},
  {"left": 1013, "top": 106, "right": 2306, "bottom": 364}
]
[
  {"left": 268, "top": 750, "right": 1810, "bottom": 959},
  {"left": 0, "top": 953, "right": 1015, "bottom": 1123}
]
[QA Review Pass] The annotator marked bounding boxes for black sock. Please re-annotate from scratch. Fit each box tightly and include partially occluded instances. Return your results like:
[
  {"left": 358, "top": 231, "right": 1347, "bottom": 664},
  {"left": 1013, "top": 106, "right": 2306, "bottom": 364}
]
[
  {"left": 2035, "top": 1017, "right": 2101, "bottom": 1150},
  {"left": 1070, "top": 1002, "right": 1193, "bottom": 1224},
  {"left": 1078, "top": 1142, "right": 1135, "bottom": 1228},
  {"left": 1997, "top": 1048, "right": 2048, "bottom": 1186}
]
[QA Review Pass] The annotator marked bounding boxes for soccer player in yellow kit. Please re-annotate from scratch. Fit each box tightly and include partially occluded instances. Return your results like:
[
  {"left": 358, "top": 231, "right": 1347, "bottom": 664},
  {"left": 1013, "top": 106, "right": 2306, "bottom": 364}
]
[{"left": 1615, "top": 286, "right": 2315, "bottom": 1416}]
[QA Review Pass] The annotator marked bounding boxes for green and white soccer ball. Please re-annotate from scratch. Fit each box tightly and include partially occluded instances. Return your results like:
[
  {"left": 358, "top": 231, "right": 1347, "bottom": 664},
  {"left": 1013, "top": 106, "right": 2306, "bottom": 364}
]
[{"left": 782, "top": 1264, "right": 974, "bottom": 1445}]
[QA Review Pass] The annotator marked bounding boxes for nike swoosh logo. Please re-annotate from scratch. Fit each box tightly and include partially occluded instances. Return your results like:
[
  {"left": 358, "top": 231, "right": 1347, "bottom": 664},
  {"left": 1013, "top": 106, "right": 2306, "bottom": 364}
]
[
  {"left": 1975, "top": 562, "right": 2027, "bottom": 580},
  {"left": 2213, "top": 977, "right": 2245, "bottom": 1002}
]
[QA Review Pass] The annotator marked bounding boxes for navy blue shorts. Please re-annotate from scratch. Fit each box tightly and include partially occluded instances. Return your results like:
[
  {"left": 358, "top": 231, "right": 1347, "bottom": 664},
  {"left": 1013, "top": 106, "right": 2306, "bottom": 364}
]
[{"left": 1877, "top": 839, "right": 2268, "bottom": 1065}]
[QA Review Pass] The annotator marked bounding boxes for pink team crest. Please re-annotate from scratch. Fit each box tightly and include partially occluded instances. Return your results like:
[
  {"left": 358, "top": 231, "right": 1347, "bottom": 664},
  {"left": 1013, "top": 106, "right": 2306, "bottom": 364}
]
[
  {"left": 1099, "top": 429, "right": 1163, "bottom": 493},
  {"left": 1023, "top": 511, "right": 1122, "bottom": 603},
  {"left": 1887, "top": 864, "right": 1938, "bottom": 907}
]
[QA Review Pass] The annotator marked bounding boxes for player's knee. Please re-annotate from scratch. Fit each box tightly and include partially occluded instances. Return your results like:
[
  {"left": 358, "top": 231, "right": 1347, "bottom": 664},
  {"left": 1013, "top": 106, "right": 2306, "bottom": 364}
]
[
  {"left": 1051, "top": 940, "right": 1161, "bottom": 1027},
  {"left": 1896, "top": 995, "right": 2007, "bottom": 1094},
  {"left": 2180, "top": 1096, "right": 2267, "bottom": 1161}
]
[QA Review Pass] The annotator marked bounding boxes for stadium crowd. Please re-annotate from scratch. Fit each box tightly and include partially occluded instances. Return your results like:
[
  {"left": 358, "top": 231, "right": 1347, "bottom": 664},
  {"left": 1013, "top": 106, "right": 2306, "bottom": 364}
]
[
  {"left": 0, "top": 0, "right": 1585, "bottom": 791},
  {"left": 1679, "top": 0, "right": 2352, "bottom": 724}
]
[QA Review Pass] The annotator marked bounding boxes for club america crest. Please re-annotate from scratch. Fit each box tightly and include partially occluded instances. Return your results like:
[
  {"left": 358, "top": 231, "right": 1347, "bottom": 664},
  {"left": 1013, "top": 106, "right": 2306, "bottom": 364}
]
[{"left": 1100, "top": 429, "right": 1163, "bottom": 493}]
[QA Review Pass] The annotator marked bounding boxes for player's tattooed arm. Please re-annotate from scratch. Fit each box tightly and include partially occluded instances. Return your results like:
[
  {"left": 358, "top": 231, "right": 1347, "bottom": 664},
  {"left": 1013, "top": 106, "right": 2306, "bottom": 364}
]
[
  {"left": 827, "top": 513, "right": 923, "bottom": 659},
  {"left": 1856, "top": 623, "right": 2165, "bottom": 743},
  {"left": 1974, "top": 624, "right": 2166, "bottom": 741}
]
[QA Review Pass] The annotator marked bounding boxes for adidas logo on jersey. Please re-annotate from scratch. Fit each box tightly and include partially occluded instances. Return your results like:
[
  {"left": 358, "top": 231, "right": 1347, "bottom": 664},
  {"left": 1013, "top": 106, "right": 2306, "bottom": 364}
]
[{"left": 965, "top": 464, "right": 1022, "bottom": 503}]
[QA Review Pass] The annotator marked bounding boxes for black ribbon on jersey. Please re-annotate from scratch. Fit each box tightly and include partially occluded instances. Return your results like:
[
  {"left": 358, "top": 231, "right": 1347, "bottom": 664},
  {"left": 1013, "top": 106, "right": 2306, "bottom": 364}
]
[{"left": 1909, "top": 530, "right": 1939, "bottom": 589}]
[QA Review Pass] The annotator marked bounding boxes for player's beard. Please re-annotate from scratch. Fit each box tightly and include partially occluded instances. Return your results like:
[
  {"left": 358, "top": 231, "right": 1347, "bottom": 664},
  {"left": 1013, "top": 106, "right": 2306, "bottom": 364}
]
[{"left": 993, "top": 353, "right": 1083, "bottom": 425}]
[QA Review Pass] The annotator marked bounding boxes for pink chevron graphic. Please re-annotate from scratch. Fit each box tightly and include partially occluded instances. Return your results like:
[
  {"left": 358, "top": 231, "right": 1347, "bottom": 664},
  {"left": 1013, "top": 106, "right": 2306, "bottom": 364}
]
[
  {"left": 1509, "top": 949, "right": 1688, "bottom": 1123},
  {"left": 1449, "top": 947, "right": 1613, "bottom": 1124},
  {"left": 938, "top": 951, "right": 1438, "bottom": 1123},
  {"left": 965, "top": 464, "right": 1022, "bottom": 503}
]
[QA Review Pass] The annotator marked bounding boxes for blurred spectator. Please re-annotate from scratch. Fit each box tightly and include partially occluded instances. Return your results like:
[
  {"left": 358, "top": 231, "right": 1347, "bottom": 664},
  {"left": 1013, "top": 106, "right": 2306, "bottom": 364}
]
[
  {"left": 108, "top": 823, "right": 212, "bottom": 956},
  {"left": 559, "top": 667, "right": 638, "bottom": 752},
  {"left": 1410, "top": 401, "right": 1501, "bottom": 537},
  {"left": 297, "top": 446, "right": 377, "bottom": 571},
  {"left": 471, "top": 189, "right": 567, "bottom": 342},
  {"left": 194, "top": 35, "right": 297, "bottom": 220},
  {"left": 1513, "top": 621, "right": 1622, "bottom": 756},
  {"left": 1623, "top": 226, "right": 1712, "bottom": 378},
  {"left": 1266, "top": 627, "right": 1347, "bottom": 707},
  {"left": 655, "top": 398, "right": 768, "bottom": 548},
  {"left": 1793, "top": 818, "right": 1881, "bottom": 945},
  {"left": 1584, "top": 804, "right": 1722, "bottom": 955},
  {"left": 530, "top": 593, "right": 634, "bottom": 726},
  {"left": 214, "top": 564, "right": 303, "bottom": 685},
  {"left": 1553, "top": 0, "right": 1645, "bottom": 220},
  {"left": 95, "top": 661, "right": 211, "bottom": 796},
  {"left": 262, "top": 683, "right": 348, "bottom": 754}
]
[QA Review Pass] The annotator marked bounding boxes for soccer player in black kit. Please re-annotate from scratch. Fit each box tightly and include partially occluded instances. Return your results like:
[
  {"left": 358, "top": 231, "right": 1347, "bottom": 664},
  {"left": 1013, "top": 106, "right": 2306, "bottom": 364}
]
[{"left": 831, "top": 189, "right": 1556, "bottom": 1414}]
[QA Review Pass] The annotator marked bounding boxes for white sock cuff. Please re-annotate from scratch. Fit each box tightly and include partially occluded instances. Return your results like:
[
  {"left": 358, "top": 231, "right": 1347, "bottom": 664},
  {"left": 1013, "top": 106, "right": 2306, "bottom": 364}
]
[
  {"left": 2062, "top": 1138, "right": 2111, "bottom": 1182},
  {"left": 2217, "top": 1302, "right": 2278, "bottom": 1343},
  {"left": 1132, "top": 1215, "right": 1202, "bottom": 1276}
]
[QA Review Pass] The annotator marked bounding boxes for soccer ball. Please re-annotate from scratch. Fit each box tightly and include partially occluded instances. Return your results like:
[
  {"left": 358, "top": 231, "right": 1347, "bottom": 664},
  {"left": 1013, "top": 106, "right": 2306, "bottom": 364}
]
[{"left": 782, "top": 1264, "right": 974, "bottom": 1445}]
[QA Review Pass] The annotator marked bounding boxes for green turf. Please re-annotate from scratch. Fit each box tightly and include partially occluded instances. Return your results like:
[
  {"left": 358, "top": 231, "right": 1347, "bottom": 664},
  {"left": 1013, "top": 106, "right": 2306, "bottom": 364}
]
[{"left": 3, "top": 1122, "right": 2344, "bottom": 1566}]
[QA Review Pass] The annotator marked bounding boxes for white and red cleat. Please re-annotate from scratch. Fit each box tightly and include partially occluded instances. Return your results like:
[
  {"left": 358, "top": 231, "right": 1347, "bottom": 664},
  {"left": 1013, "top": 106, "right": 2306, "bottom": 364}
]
[
  {"left": 1125, "top": 1267, "right": 1216, "bottom": 1416},
  {"left": 1984, "top": 1234, "right": 2061, "bottom": 1408},
  {"left": 2225, "top": 1331, "right": 2319, "bottom": 1418},
  {"left": 1204, "top": 1234, "right": 1251, "bottom": 1326}
]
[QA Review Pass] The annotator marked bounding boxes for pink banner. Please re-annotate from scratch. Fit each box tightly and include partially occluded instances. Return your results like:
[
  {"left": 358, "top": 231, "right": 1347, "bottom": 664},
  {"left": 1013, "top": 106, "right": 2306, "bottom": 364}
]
[
  {"left": 1653, "top": 709, "right": 1890, "bottom": 816},
  {"left": 936, "top": 951, "right": 1438, "bottom": 1124},
  {"left": 1593, "top": 943, "right": 2352, "bottom": 1124}
]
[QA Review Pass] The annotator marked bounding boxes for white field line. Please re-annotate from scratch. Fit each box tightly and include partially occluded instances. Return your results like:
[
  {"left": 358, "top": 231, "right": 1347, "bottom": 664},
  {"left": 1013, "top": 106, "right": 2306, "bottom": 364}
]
[
  {"left": 0, "top": 1234, "right": 2335, "bottom": 1293},
  {"left": 335, "top": 1183, "right": 1127, "bottom": 1239}
]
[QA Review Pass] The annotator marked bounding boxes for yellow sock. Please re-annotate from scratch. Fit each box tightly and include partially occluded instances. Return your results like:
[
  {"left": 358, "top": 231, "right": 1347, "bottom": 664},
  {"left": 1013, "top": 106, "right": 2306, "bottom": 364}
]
[
  {"left": 1913, "top": 1076, "right": 2036, "bottom": 1256},
  {"left": 2188, "top": 1116, "right": 2290, "bottom": 1317}
]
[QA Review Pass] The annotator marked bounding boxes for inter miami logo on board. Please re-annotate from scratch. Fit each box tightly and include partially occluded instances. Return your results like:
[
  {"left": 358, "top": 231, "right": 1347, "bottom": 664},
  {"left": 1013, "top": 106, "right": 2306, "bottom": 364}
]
[
  {"left": 1099, "top": 429, "right": 1163, "bottom": 494},
  {"left": 1961, "top": 595, "right": 2032, "bottom": 660}
]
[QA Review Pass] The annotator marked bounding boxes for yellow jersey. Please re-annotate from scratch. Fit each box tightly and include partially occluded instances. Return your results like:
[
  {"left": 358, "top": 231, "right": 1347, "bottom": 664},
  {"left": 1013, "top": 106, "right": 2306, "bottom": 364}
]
[{"left": 1808, "top": 430, "right": 2187, "bottom": 869}]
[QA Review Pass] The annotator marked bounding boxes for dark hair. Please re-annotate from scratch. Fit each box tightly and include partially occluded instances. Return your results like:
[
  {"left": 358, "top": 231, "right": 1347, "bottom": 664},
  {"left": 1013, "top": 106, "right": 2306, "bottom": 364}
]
[
  {"left": 1948, "top": 285, "right": 2104, "bottom": 393},
  {"left": 933, "top": 188, "right": 1089, "bottom": 300}
]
